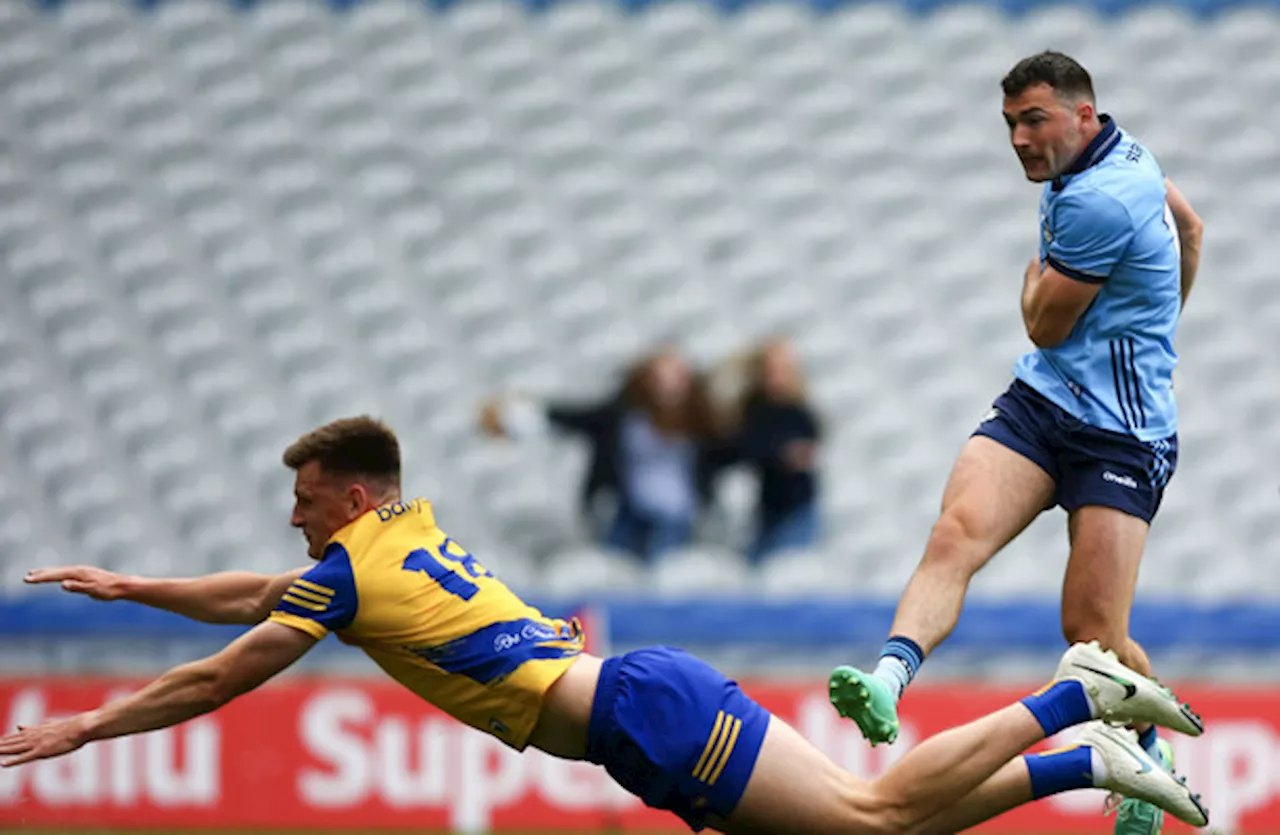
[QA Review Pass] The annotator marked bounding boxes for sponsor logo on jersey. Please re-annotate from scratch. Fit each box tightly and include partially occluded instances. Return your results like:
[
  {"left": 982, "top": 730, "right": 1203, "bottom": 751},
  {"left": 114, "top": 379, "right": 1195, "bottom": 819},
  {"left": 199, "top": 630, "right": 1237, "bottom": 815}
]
[
  {"left": 375, "top": 499, "right": 423, "bottom": 522},
  {"left": 493, "top": 623, "right": 559, "bottom": 653}
]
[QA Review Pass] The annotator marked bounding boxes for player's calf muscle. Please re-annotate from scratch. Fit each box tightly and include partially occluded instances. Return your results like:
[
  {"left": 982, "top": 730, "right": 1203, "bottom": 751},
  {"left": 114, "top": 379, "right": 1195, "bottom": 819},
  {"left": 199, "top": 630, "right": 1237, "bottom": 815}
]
[{"left": 1060, "top": 606, "right": 1125, "bottom": 648}]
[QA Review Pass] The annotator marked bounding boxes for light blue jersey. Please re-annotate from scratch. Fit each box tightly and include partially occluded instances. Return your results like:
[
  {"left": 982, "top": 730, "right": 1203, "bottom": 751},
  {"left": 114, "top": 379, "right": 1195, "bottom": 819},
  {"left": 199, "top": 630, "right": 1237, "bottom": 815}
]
[{"left": 1014, "top": 116, "right": 1181, "bottom": 442}]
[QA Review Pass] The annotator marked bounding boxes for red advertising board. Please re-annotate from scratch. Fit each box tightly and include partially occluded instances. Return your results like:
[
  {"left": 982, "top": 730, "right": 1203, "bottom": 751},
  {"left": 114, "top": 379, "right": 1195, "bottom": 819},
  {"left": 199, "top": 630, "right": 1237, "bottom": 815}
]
[{"left": 1, "top": 677, "right": 1276, "bottom": 832}]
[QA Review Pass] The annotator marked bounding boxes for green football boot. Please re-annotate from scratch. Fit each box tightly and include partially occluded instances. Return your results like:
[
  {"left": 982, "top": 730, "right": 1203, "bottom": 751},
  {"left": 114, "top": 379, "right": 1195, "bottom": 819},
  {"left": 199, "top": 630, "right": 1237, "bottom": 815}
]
[{"left": 828, "top": 666, "right": 900, "bottom": 745}]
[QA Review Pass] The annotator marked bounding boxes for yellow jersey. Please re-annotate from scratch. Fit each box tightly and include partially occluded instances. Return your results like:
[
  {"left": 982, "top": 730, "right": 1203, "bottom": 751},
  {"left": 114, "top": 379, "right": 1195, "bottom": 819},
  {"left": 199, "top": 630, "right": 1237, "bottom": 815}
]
[{"left": 269, "top": 498, "right": 584, "bottom": 750}]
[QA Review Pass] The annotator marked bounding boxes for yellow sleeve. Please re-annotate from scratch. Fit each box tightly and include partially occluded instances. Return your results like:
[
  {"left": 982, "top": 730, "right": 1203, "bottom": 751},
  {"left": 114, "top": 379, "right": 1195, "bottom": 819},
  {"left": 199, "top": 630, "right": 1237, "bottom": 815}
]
[{"left": 269, "top": 610, "right": 331, "bottom": 640}]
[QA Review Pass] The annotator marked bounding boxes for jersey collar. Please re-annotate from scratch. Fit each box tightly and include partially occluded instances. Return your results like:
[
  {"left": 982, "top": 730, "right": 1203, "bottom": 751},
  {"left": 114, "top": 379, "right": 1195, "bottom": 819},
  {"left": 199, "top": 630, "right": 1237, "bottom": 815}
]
[{"left": 1052, "top": 114, "right": 1120, "bottom": 191}]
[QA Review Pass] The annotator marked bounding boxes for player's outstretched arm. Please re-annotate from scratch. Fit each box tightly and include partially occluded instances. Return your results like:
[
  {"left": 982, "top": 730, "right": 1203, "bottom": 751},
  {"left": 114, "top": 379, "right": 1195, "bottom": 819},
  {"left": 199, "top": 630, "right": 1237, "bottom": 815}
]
[
  {"left": 24, "top": 565, "right": 309, "bottom": 625},
  {"left": 0, "top": 621, "right": 316, "bottom": 767},
  {"left": 1164, "top": 177, "right": 1204, "bottom": 307}
]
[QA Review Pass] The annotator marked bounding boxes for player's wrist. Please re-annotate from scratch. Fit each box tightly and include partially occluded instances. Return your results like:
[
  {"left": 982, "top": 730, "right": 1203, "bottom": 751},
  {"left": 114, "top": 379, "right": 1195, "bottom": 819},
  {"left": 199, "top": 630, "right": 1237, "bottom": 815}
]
[
  {"left": 113, "top": 574, "right": 148, "bottom": 602},
  {"left": 74, "top": 709, "right": 107, "bottom": 745}
]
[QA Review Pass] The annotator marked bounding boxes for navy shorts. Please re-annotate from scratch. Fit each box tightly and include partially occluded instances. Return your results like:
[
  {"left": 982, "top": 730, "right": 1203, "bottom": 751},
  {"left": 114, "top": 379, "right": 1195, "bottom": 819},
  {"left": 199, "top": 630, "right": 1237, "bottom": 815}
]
[
  {"left": 973, "top": 380, "right": 1177, "bottom": 523},
  {"left": 586, "top": 646, "right": 771, "bottom": 832}
]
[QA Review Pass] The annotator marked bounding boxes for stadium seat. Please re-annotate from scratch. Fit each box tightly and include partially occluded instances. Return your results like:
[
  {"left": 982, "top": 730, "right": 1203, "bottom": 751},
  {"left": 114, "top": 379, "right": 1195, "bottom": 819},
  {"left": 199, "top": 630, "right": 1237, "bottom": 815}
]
[
  {"left": 543, "top": 545, "right": 653, "bottom": 596},
  {"left": 755, "top": 548, "right": 860, "bottom": 596},
  {"left": 651, "top": 546, "right": 751, "bottom": 595},
  {"left": 0, "top": 0, "right": 1274, "bottom": 602}
]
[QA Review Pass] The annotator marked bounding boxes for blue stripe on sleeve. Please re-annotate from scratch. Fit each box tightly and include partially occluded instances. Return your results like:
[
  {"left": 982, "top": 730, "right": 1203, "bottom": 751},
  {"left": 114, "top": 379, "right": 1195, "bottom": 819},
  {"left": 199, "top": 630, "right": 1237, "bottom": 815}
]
[{"left": 1046, "top": 255, "right": 1108, "bottom": 284}]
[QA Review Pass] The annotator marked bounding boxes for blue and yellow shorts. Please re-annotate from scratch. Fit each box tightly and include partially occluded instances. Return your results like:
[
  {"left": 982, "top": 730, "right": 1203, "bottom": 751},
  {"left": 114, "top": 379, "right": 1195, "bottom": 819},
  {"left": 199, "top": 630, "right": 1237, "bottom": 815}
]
[{"left": 586, "top": 646, "right": 771, "bottom": 832}]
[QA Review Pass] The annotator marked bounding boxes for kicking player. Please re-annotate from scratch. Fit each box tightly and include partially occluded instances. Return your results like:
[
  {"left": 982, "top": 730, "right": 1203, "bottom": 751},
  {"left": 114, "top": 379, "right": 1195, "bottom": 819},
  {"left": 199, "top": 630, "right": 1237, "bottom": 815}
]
[
  {"left": 4, "top": 416, "right": 1209, "bottom": 833},
  {"left": 828, "top": 51, "right": 1204, "bottom": 834}
]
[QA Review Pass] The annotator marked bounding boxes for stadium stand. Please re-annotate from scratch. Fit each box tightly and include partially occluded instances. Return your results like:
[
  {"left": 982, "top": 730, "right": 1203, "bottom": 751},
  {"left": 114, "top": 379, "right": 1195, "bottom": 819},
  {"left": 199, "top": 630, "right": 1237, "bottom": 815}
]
[{"left": 0, "top": 0, "right": 1277, "bottom": 669}]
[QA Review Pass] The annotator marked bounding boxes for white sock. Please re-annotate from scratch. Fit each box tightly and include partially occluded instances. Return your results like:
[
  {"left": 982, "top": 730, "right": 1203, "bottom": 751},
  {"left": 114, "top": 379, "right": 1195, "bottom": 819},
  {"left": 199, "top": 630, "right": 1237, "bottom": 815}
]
[
  {"left": 1088, "top": 746, "right": 1109, "bottom": 788},
  {"left": 872, "top": 656, "right": 910, "bottom": 701}
]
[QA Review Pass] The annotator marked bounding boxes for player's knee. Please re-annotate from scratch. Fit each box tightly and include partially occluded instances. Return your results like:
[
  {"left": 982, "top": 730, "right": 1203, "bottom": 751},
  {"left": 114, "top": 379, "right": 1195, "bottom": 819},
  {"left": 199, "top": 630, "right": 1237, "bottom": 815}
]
[
  {"left": 921, "top": 509, "right": 991, "bottom": 575},
  {"left": 855, "top": 785, "right": 916, "bottom": 835}
]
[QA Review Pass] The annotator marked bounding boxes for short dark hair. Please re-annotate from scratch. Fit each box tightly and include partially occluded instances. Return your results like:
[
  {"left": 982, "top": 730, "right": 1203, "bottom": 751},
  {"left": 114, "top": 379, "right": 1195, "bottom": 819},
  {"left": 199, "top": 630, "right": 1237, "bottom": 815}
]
[
  {"left": 283, "top": 415, "right": 401, "bottom": 488},
  {"left": 1002, "top": 51, "right": 1095, "bottom": 103}
]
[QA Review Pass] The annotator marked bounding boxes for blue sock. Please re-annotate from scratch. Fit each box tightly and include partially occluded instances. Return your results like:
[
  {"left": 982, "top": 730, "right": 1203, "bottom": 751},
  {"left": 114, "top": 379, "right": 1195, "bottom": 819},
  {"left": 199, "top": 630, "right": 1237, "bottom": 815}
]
[
  {"left": 872, "top": 635, "right": 925, "bottom": 699},
  {"left": 1023, "top": 745, "right": 1096, "bottom": 799},
  {"left": 1138, "top": 725, "right": 1162, "bottom": 762},
  {"left": 1019, "top": 680, "right": 1094, "bottom": 737}
]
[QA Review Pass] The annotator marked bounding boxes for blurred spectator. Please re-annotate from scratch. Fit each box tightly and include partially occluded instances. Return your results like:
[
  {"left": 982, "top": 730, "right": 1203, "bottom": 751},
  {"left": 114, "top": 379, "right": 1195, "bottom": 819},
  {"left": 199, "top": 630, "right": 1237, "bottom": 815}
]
[
  {"left": 479, "top": 347, "right": 721, "bottom": 562},
  {"left": 715, "top": 338, "right": 823, "bottom": 563}
]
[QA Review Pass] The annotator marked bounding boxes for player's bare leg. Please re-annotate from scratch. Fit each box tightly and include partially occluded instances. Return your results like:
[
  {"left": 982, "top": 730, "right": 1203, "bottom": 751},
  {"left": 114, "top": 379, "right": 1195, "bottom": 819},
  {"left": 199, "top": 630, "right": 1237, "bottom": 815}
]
[
  {"left": 912, "top": 758, "right": 1031, "bottom": 833},
  {"left": 892, "top": 437, "right": 1056, "bottom": 653},
  {"left": 1062, "top": 504, "right": 1169, "bottom": 833},
  {"left": 1062, "top": 506, "right": 1152, "bottom": 676},
  {"left": 719, "top": 706, "right": 1044, "bottom": 835},
  {"left": 830, "top": 437, "right": 1055, "bottom": 743},
  {"left": 914, "top": 729, "right": 1180, "bottom": 835},
  {"left": 730, "top": 645, "right": 1206, "bottom": 834}
]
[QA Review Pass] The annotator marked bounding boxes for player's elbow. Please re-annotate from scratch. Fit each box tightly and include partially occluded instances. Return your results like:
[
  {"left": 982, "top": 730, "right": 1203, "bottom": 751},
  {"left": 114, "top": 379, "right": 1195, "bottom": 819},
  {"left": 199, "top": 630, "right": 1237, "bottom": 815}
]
[
  {"left": 1026, "top": 318, "right": 1070, "bottom": 349},
  {"left": 1184, "top": 212, "right": 1205, "bottom": 250},
  {"left": 1029, "top": 331, "right": 1067, "bottom": 349},
  {"left": 241, "top": 595, "right": 276, "bottom": 626}
]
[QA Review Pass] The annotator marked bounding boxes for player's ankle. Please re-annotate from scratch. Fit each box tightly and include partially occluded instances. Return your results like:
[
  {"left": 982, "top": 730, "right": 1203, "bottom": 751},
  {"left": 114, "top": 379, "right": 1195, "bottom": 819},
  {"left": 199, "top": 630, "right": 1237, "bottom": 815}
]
[
  {"left": 872, "top": 658, "right": 909, "bottom": 701},
  {"left": 1136, "top": 724, "right": 1158, "bottom": 754},
  {"left": 1020, "top": 680, "right": 1094, "bottom": 737},
  {"left": 873, "top": 636, "right": 924, "bottom": 701}
]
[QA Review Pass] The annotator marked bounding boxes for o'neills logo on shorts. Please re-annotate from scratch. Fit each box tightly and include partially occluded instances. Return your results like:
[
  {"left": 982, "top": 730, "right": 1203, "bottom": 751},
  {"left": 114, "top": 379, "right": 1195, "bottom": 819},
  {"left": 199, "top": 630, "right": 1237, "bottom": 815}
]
[{"left": 1102, "top": 471, "right": 1139, "bottom": 490}]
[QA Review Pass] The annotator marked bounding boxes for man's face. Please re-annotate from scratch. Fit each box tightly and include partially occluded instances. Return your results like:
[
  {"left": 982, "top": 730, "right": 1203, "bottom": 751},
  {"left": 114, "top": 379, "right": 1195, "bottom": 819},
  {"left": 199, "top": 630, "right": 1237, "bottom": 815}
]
[
  {"left": 760, "top": 340, "right": 801, "bottom": 401},
  {"left": 1003, "top": 83, "right": 1092, "bottom": 182},
  {"left": 647, "top": 352, "right": 692, "bottom": 410},
  {"left": 290, "top": 461, "right": 364, "bottom": 560}
]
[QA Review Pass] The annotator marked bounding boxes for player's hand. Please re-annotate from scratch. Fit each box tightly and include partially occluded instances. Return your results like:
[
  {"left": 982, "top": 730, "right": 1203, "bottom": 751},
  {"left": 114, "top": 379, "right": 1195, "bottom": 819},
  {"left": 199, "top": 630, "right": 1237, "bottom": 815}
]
[
  {"left": 478, "top": 400, "right": 507, "bottom": 438},
  {"left": 781, "top": 440, "right": 816, "bottom": 471},
  {"left": 24, "top": 566, "right": 130, "bottom": 601},
  {"left": 0, "top": 714, "right": 91, "bottom": 767}
]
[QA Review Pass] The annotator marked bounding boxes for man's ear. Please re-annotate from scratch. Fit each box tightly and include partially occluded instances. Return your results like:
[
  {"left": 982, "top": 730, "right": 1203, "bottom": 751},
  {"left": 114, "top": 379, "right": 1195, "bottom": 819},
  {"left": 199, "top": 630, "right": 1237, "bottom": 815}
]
[
  {"left": 346, "top": 480, "right": 370, "bottom": 517},
  {"left": 1075, "top": 98, "right": 1096, "bottom": 126}
]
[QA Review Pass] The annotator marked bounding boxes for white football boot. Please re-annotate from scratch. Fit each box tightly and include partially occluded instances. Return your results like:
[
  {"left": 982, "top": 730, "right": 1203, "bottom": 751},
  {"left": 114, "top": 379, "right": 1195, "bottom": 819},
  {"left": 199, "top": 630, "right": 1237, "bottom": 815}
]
[
  {"left": 1080, "top": 722, "right": 1209, "bottom": 827},
  {"left": 1054, "top": 641, "right": 1204, "bottom": 736}
]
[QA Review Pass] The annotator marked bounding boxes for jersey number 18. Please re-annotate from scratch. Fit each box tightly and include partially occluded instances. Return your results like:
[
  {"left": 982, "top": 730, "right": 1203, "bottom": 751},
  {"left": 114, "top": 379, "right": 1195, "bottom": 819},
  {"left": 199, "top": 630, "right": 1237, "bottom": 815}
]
[{"left": 402, "top": 538, "right": 493, "bottom": 601}]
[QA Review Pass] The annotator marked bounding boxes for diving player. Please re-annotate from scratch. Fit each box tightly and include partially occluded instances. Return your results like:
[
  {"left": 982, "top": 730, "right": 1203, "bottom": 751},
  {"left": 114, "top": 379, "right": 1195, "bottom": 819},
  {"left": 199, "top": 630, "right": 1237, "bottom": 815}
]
[
  {"left": 829, "top": 51, "right": 1204, "bottom": 834},
  {"left": 5, "top": 416, "right": 1209, "bottom": 833}
]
